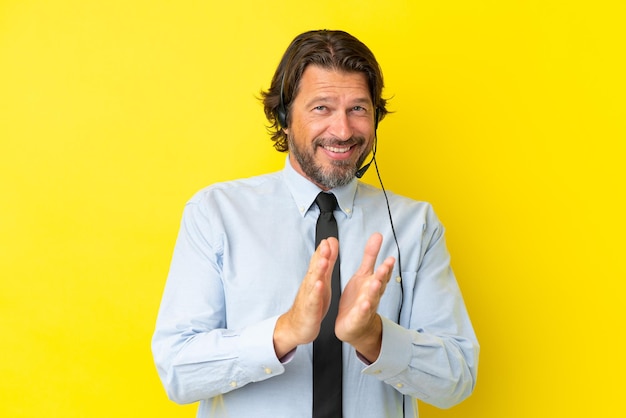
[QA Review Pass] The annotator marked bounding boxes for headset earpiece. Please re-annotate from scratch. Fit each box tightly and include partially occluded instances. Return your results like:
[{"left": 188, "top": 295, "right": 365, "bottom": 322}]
[
  {"left": 277, "top": 73, "right": 288, "bottom": 128},
  {"left": 277, "top": 105, "right": 287, "bottom": 129},
  {"left": 374, "top": 107, "right": 380, "bottom": 131}
]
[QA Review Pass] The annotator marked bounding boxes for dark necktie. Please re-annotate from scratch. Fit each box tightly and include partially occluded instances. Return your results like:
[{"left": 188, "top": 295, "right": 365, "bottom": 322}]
[{"left": 313, "top": 192, "right": 343, "bottom": 418}]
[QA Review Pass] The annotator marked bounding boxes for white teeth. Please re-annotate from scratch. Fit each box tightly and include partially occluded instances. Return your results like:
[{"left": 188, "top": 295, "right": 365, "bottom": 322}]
[{"left": 324, "top": 145, "right": 350, "bottom": 153}]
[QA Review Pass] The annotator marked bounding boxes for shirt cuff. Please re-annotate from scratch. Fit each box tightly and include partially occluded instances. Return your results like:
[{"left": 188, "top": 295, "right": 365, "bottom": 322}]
[
  {"left": 237, "top": 315, "right": 287, "bottom": 382},
  {"left": 361, "top": 316, "right": 412, "bottom": 380}
]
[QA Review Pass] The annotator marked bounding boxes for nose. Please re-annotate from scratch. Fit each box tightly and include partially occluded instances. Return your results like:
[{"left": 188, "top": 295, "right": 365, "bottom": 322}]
[{"left": 327, "top": 111, "right": 353, "bottom": 141}]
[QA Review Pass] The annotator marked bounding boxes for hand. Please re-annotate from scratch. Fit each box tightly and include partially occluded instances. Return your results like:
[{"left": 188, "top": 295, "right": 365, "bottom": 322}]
[
  {"left": 335, "top": 233, "right": 395, "bottom": 362},
  {"left": 273, "top": 238, "right": 339, "bottom": 358}
]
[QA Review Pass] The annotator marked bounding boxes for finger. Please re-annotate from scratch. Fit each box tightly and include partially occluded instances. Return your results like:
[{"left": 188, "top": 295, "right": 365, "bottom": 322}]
[
  {"left": 305, "top": 239, "right": 338, "bottom": 293},
  {"left": 356, "top": 233, "right": 383, "bottom": 275},
  {"left": 322, "top": 237, "right": 339, "bottom": 265},
  {"left": 374, "top": 256, "right": 396, "bottom": 293},
  {"left": 303, "top": 241, "right": 328, "bottom": 290},
  {"left": 310, "top": 238, "right": 335, "bottom": 271},
  {"left": 362, "top": 260, "right": 392, "bottom": 300},
  {"left": 376, "top": 256, "right": 395, "bottom": 280}
]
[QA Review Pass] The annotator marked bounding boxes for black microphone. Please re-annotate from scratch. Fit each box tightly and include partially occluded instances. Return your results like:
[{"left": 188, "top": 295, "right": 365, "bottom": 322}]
[
  {"left": 355, "top": 134, "right": 378, "bottom": 179},
  {"left": 355, "top": 158, "right": 373, "bottom": 178}
]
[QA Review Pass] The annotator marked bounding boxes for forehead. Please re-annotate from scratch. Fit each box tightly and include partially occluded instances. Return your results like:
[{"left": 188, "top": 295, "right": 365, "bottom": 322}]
[{"left": 295, "top": 65, "right": 370, "bottom": 101}]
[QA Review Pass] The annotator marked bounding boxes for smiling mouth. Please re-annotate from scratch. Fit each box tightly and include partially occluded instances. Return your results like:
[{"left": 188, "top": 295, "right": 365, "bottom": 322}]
[{"left": 322, "top": 144, "right": 352, "bottom": 153}]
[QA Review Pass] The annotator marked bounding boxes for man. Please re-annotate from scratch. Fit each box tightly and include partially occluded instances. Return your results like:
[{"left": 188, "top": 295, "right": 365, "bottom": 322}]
[{"left": 152, "top": 30, "right": 479, "bottom": 417}]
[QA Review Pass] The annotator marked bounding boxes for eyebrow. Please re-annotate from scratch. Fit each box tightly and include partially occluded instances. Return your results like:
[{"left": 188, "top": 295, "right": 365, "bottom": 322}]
[{"left": 304, "top": 96, "right": 372, "bottom": 107}]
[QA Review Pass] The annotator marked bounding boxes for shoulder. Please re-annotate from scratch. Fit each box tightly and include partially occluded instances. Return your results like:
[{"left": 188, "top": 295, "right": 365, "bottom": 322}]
[{"left": 187, "top": 171, "right": 284, "bottom": 206}]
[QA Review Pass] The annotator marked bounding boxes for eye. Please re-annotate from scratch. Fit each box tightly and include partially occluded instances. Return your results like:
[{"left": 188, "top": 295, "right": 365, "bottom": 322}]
[
  {"left": 313, "top": 105, "right": 327, "bottom": 111},
  {"left": 351, "top": 106, "right": 366, "bottom": 112}
]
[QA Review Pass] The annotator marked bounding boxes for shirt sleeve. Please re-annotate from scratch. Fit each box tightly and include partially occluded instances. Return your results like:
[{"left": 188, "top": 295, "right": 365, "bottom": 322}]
[
  {"left": 151, "top": 199, "right": 287, "bottom": 404},
  {"left": 361, "top": 208, "right": 480, "bottom": 409}
]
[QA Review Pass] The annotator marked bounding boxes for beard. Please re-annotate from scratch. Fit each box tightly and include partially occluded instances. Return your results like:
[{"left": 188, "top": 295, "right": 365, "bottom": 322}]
[{"left": 289, "top": 134, "right": 370, "bottom": 190}]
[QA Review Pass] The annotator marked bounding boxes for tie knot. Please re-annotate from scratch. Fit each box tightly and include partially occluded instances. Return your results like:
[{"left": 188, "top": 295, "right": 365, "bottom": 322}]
[{"left": 315, "top": 192, "right": 338, "bottom": 214}]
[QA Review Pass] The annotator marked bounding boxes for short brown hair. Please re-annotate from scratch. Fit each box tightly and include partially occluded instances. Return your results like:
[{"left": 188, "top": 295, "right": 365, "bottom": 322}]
[{"left": 261, "top": 30, "right": 388, "bottom": 152}]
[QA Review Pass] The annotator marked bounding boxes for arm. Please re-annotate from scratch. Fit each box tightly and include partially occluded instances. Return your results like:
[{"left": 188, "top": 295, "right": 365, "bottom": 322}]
[
  {"left": 151, "top": 202, "right": 286, "bottom": 404},
  {"left": 362, "top": 220, "right": 480, "bottom": 409}
]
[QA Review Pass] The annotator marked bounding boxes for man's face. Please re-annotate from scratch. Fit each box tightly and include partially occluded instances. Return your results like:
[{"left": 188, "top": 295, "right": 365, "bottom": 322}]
[{"left": 284, "top": 65, "right": 376, "bottom": 190}]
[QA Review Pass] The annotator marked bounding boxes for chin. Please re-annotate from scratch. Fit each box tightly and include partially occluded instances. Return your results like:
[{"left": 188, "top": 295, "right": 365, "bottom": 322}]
[{"left": 313, "top": 165, "right": 357, "bottom": 189}]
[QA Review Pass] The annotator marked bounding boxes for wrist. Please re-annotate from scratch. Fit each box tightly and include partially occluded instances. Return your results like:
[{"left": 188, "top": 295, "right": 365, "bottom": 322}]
[
  {"left": 273, "top": 313, "right": 299, "bottom": 359},
  {"left": 349, "top": 314, "right": 383, "bottom": 363}
]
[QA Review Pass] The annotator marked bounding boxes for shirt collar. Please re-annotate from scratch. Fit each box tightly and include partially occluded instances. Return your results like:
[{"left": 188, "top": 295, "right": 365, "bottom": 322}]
[{"left": 282, "top": 156, "right": 357, "bottom": 218}]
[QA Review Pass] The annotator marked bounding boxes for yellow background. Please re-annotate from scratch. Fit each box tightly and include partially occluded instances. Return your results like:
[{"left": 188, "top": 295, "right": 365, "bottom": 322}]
[{"left": 1, "top": 0, "right": 624, "bottom": 416}]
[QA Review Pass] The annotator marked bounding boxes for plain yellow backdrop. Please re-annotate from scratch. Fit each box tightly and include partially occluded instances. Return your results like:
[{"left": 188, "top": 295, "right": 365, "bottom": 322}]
[{"left": 1, "top": 0, "right": 624, "bottom": 416}]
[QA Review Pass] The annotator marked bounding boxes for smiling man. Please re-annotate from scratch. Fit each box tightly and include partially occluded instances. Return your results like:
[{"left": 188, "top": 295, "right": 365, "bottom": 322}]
[
  {"left": 285, "top": 66, "right": 373, "bottom": 190},
  {"left": 152, "top": 30, "right": 479, "bottom": 418}
]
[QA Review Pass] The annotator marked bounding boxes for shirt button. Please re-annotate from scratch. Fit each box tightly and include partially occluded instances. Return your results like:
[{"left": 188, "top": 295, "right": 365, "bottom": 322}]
[
  {"left": 395, "top": 276, "right": 402, "bottom": 283},
  {"left": 396, "top": 383, "right": 404, "bottom": 388},
  {"left": 229, "top": 381, "right": 237, "bottom": 388},
  {"left": 372, "top": 369, "right": 382, "bottom": 375},
  {"left": 264, "top": 367, "right": 272, "bottom": 375}
]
